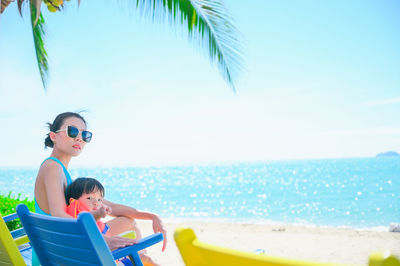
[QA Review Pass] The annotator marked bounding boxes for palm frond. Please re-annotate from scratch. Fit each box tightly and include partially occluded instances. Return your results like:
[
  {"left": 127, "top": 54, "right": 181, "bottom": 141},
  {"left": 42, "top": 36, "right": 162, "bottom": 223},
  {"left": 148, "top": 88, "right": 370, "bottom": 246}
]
[
  {"left": 1, "top": 0, "right": 14, "bottom": 14},
  {"left": 30, "top": 2, "right": 48, "bottom": 90},
  {"left": 17, "top": 0, "right": 42, "bottom": 23},
  {"left": 17, "top": 0, "right": 25, "bottom": 15},
  {"left": 135, "top": 0, "right": 243, "bottom": 92}
]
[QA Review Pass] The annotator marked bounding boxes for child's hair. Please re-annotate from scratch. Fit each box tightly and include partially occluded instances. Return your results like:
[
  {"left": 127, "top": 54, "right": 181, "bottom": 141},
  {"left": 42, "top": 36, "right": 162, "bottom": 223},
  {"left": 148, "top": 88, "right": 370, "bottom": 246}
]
[{"left": 65, "top": 177, "right": 105, "bottom": 204}]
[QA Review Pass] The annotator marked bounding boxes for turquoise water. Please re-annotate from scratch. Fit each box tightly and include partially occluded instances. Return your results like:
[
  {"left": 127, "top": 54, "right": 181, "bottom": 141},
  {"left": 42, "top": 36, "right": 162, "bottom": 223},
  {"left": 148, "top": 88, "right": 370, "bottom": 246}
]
[{"left": 1, "top": 157, "right": 399, "bottom": 229}]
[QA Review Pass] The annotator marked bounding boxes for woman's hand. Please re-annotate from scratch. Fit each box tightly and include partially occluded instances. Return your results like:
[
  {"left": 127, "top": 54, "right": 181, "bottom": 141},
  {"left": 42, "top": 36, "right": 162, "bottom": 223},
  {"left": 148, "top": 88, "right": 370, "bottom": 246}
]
[
  {"left": 152, "top": 215, "right": 167, "bottom": 251},
  {"left": 104, "top": 235, "right": 137, "bottom": 251}
]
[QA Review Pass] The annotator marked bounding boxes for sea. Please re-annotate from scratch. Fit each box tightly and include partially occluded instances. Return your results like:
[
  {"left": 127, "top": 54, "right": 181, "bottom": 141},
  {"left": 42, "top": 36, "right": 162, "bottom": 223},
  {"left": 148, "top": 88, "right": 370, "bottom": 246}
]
[{"left": 1, "top": 157, "right": 399, "bottom": 230}]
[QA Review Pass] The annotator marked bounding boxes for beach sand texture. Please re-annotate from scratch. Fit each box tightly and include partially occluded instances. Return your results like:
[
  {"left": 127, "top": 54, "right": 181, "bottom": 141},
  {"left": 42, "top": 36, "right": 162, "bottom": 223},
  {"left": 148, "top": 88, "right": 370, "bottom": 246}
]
[{"left": 137, "top": 221, "right": 400, "bottom": 266}]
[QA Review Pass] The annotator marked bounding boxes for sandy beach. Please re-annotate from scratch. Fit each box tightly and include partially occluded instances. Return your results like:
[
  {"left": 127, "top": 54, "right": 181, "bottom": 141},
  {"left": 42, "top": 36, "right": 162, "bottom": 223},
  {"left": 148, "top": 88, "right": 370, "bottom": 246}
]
[{"left": 136, "top": 220, "right": 400, "bottom": 266}]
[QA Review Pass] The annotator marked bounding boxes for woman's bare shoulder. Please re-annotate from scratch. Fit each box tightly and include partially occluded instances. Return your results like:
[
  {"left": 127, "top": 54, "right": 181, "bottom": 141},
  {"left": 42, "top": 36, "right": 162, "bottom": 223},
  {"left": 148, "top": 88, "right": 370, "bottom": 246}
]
[{"left": 38, "top": 159, "right": 64, "bottom": 180}]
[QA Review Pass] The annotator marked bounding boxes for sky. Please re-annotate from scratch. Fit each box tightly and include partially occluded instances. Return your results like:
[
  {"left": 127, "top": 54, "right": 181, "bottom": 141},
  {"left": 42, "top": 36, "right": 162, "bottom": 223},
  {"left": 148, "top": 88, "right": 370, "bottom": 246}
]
[{"left": 0, "top": 0, "right": 399, "bottom": 167}]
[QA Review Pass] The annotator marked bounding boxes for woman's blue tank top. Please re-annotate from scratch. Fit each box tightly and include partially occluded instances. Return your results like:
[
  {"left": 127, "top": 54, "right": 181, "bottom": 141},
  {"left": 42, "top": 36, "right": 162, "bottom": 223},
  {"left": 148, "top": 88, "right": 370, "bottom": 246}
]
[
  {"left": 34, "top": 157, "right": 73, "bottom": 215},
  {"left": 33, "top": 157, "right": 73, "bottom": 265}
]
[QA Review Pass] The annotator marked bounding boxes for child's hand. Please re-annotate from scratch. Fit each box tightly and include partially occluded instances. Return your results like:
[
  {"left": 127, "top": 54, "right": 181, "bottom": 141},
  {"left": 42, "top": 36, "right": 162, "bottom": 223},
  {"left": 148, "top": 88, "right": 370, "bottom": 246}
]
[
  {"left": 102, "top": 203, "right": 112, "bottom": 216},
  {"left": 91, "top": 203, "right": 112, "bottom": 220}
]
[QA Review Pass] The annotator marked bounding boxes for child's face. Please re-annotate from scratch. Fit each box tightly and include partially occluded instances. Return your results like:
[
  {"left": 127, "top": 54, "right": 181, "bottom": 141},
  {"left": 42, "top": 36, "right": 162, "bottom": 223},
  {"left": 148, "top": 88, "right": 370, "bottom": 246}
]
[{"left": 78, "top": 190, "right": 103, "bottom": 211}]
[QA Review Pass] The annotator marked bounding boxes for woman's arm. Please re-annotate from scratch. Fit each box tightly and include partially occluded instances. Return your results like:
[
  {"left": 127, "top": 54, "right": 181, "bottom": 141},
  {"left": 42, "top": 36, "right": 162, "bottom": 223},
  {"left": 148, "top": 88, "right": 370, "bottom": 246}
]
[
  {"left": 103, "top": 199, "right": 167, "bottom": 251},
  {"left": 103, "top": 199, "right": 155, "bottom": 220}
]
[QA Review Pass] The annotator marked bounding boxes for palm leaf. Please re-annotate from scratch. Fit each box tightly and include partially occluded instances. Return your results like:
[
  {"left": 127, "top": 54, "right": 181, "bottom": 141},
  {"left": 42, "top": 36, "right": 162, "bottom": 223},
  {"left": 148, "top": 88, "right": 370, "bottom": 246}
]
[
  {"left": 135, "top": 0, "right": 243, "bottom": 92},
  {"left": 12, "top": 0, "right": 242, "bottom": 92},
  {"left": 29, "top": 1, "right": 48, "bottom": 90},
  {"left": 1, "top": 0, "right": 15, "bottom": 14},
  {"left": 15, "top": 0, "right": 48, "bottom": 89}
]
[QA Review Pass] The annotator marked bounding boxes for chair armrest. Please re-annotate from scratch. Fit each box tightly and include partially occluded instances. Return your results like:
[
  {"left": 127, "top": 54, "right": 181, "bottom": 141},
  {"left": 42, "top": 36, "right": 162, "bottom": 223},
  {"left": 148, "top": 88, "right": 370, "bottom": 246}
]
[
  {"left": 112, "top": 233, "right": 163, "bottom": 260},
  {"left": 14, "top": 235, "right": 30, "bottom": 246},
  {"left": 11, "top": 227, "right": 26, "bottom": 238},
  {"left": 3, "top": 213, "right": 29, "bottom": 241},
  {"left": 3, "top": 213, "right": 19, "bottom": 222}
]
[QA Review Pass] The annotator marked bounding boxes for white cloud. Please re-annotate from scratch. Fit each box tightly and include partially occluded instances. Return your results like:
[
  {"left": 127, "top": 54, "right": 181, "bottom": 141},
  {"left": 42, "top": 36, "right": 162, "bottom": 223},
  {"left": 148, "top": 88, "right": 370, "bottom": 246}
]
[
  {"left": 363, "top": 97, "right": 400, "bottom": 106},
  {"left": 319, "top": 127, "right": 400, "bottom": 136}
]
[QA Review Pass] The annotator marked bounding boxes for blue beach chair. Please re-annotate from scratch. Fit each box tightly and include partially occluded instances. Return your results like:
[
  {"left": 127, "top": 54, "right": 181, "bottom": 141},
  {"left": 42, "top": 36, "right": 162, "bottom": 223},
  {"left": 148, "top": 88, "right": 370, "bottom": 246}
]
[
  {"left": 16, "top": 204, "right": 163, "bottom": 266},
  {"left": 0, "top": 212, "right": 31, "bottom": 265}
]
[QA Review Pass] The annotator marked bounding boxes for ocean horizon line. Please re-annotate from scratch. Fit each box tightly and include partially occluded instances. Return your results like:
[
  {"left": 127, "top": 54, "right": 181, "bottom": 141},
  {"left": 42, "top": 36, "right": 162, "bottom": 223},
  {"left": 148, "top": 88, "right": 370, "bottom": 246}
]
[{"left": 1, "top": 155, "right": 397, "bottom": 169}]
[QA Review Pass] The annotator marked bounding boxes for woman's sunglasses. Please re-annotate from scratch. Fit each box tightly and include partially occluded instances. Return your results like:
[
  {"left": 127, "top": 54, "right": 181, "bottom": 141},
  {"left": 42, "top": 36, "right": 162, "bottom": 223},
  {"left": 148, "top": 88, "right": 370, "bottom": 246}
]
[{"left": 56, "top": 126, "right": 93, "bottom": 143}]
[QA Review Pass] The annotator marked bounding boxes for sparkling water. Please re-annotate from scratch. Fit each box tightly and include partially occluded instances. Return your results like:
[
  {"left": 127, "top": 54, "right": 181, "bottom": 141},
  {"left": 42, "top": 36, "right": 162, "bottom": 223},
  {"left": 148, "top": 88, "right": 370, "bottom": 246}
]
[{"left": 1, "top": 157, "right": 399, "bottom": 229}]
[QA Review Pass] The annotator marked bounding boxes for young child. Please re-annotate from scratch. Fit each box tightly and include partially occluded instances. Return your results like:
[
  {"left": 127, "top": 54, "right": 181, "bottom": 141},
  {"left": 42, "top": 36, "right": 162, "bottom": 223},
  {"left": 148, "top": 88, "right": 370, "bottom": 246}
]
[
  {"left": 64, "top": 177, "right": 112, "bottom": 236},
  {"left": 65, "top": 177, "right": 137, "bottom": 265}
]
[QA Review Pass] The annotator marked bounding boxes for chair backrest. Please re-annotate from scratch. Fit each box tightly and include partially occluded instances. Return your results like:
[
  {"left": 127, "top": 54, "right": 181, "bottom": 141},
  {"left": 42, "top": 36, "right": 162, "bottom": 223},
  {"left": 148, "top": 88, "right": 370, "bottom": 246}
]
[
  {"left": 17, "top": 204, "right": 116, "bottom": 265},
  {"left": 174, "top": 228, "right": 400, "bottom": 266},
  {"left": 369, "top": 252, "right": 400, "bottom": 266},
  {"left": 0, "top": 213, "right": 26, "bottom": 266},
  {"left": 174, "top": 228, "right": 338, "bottom": 266}
]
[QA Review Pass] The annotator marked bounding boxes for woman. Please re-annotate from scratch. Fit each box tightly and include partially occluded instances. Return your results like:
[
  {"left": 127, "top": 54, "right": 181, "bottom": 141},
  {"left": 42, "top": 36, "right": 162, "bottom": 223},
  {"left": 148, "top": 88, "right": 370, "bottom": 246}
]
[{"left": 34, "top": 112, "right": 166, "bottom": 265}]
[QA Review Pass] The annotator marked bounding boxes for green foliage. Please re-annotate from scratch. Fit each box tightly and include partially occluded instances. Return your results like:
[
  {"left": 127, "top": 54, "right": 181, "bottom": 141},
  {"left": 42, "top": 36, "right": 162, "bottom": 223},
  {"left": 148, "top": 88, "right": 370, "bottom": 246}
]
[
  {"left": 0, "top": 192, "right": 35, "bottom": 231},
  {"left": 30, "top": 3, "right": 49, "bottom": 90},
  {"left": 15, "top": 0, "right": 243, "bottom": 92},
  {"left": 135, "top": 0, "right": 244, "bottom": 92}
]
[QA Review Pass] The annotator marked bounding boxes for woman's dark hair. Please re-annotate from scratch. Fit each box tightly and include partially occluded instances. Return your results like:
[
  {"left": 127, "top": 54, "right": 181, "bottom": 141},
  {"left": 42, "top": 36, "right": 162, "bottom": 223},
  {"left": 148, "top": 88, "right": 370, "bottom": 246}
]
[
  {"left": 45, "top": 112, "right": 87, "bottom": 148},
  {"left": 65, "top": 177, "right": 105, "bottom": 204}
]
